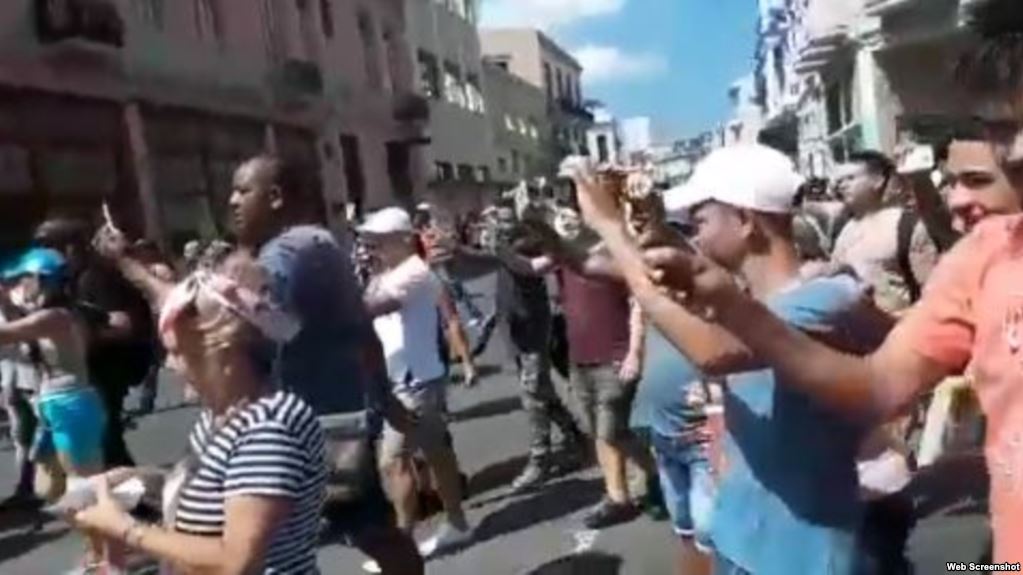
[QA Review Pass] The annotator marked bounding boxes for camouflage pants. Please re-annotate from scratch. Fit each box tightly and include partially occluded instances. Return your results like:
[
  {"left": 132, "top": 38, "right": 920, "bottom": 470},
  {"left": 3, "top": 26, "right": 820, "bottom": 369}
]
[{"left": 516, "top": 351, "right": 581, "bottom": 461}]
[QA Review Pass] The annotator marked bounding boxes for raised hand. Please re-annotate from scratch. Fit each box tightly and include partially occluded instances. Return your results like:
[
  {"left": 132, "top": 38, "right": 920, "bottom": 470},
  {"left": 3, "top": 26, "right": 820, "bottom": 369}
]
[
  {"left": 559, "top": 157, "right": 626, "bottom": 234},
  {"left": 641, "top": 243, "right": 740, "bottom": 320}
]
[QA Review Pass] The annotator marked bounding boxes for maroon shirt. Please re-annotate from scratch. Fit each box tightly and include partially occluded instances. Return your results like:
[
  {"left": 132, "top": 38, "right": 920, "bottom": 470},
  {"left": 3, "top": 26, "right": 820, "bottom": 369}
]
[{"left": 559, "top": 268, "right": 631, "bottom": 366}]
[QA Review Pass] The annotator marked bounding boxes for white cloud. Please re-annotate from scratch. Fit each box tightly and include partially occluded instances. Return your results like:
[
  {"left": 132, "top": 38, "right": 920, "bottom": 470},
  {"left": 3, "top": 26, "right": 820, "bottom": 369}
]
[
  {"left": 481, "top": 0, "right": 626, "bottom": 30},
  {"left": 573, "top": 45, "right": 667, "bottom": 85}
]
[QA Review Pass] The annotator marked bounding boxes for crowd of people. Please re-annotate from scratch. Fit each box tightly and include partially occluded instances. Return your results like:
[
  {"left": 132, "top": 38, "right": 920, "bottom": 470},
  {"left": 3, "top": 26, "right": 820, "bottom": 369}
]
[{"left": 2, "top": 0, "right": 1023, "bottom": 574}]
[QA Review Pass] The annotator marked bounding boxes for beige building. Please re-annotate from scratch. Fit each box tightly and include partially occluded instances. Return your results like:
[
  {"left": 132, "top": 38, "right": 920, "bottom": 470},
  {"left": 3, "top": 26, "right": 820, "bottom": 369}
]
[
  {"left": 480, "top": 29, "right": 593, "bottom": 162},
  {"left": 483, "top": 59, "right": 550, "bottom": 184},
  {"left": 0, "top": 0, "right": 426, "bottom": 251},
  {"left": 404, "top": 0, "right": 496, "bottom": 214}
]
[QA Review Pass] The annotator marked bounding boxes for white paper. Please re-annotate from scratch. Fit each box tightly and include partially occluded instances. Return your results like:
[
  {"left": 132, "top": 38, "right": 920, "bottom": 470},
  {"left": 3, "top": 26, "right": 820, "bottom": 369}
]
[{"left": 46, "top": 476, "right": 146, "bottom": 515}]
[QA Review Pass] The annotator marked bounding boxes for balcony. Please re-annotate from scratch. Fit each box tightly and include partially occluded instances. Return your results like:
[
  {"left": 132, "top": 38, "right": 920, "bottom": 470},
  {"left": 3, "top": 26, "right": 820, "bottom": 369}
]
[
  {"left": 268, "top": 59, "right": 324, "bottom": 108},
  {"left": 554, "top": 98, "right": 594, "bottom": 122},
  {"left": 795, "top": 25, "right": 854, "bottom": 75},
  {"left": 393, "top": 92, "right": 431, "bottom": 124},
  {"left": 865, "top": 0, "right": 919, "bottom": 17},
  {"left": 34, "top": 0, "right": 124, "bottom": 50}
]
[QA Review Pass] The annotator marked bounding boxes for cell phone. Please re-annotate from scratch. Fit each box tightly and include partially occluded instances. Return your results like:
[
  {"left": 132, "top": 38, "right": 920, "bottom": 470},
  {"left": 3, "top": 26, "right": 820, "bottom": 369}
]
[{"left": 897, "top": 145, "right": 936, "bottom": 175}]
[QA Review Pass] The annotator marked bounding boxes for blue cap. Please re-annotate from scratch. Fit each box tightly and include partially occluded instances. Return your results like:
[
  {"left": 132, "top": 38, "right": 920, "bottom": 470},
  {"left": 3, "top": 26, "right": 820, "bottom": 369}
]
[{"left": 0, "top": 248, "right": 67, "bottom": 282}]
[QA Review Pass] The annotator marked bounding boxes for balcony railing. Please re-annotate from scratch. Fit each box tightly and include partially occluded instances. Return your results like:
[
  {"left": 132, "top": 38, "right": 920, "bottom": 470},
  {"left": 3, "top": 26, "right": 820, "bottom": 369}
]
[
  {"left": 269, "top": 59, "right": 324, "bottom": 106},
  {"left": 794, "top": 24, "right": 853, "bottom": 75},
  {"left": 34, "top": 0, "right": 124, "bottom": 48},
  {"left": 393, "top": 92, "right": 431, "bottom": 123},
  {"left": 553, "top": 98, "right": 594, "bottom": 122},
  {"left": 864, "top": 0, "right": 919, "bottom": 17}
]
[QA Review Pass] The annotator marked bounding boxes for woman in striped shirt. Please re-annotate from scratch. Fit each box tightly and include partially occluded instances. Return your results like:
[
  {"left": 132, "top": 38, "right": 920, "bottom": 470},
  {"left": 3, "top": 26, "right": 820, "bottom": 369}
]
[{"left": 72, "top": 253, "right": 327, "bottom": 574}]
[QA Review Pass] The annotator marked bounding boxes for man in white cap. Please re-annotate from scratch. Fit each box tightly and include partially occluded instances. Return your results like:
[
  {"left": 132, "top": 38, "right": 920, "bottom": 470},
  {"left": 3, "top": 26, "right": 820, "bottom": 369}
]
[
  {"left": 564, "top": 145, "right": 892, "bottom": 574},
  {"left": 359, "top": 207, "right": 473, "bottom": 562}
]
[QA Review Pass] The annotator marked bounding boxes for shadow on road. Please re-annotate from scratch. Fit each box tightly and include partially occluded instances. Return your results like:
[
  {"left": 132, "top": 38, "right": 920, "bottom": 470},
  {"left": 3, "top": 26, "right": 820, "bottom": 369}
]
[
  {"left": 466, "top": 454, "right": 530, "bottom": 500},
  {"left": 472, "top": 477, "right": 602, "bottom": 544},
  {"left": 450, "top": 396, "right": 522, "bottom": 424},
  {"left": 524, "top": 551, "right": 623, "bottom": 575},
  {"left": 0, "top": 522, "right": 68, "bottom": 563}
]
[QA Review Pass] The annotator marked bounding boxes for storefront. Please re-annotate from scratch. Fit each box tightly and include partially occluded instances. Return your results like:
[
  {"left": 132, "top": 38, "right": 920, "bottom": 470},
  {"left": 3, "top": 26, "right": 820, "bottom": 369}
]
[{"left": 0, "top": 89, "right": 131, "bottom": 250}]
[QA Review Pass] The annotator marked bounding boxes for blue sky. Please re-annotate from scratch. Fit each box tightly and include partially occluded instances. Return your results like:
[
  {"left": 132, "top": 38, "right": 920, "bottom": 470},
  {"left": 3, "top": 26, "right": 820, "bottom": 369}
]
[{"left": 481, "top": 0, "right": 758, "bottom": 142}]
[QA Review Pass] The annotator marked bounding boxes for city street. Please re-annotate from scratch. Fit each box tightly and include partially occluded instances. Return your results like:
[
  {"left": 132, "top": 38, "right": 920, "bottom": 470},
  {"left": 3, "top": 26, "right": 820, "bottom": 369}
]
[{"left": 0, "top": 277, "right": 995, "bottom": 575}]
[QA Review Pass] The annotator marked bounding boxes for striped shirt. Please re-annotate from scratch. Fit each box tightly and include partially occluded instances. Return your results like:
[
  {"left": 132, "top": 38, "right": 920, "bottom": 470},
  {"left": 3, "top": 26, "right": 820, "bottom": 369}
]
[{"left": 175, "top": 391, "right": 326, "bottom": 574}]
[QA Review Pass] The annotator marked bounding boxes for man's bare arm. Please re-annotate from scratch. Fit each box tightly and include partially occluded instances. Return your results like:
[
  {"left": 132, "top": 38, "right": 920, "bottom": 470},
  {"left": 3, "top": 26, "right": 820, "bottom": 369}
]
[
  {"left": 596, "top": 224, "right": 756, "bottom": 376},
  {"left": 710, "top": 287, "right": 949, "bottom": 419},
  {"left": 113, "top": 254, "right": 175, "bottom": 312}
]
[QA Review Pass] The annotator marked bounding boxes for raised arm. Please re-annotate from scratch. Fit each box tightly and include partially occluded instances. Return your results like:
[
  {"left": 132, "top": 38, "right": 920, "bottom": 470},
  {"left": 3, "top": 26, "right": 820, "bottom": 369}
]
[{"left": 0, "top": 308, "right": 72, "bottom": 347}]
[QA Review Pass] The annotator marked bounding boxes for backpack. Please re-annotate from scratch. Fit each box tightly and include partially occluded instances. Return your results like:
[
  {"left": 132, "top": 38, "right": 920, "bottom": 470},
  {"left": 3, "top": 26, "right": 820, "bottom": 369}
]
[{"left": 896, "top": 210, "right": 922, "bottom": 303}]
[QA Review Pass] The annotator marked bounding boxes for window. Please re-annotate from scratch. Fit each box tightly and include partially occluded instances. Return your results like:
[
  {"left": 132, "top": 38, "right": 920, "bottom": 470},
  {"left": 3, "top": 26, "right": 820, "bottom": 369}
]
[
  {"left": 597, "top": 135, "right": 609, "bottom": 164},
  {"left": 556, "top": 69, "right": 564, "bottom": 99},
  {"left": 358, "top": 11, "right": 382, "bottom": 91},
  {"left": 262, "top": 0, "right": 285, "bottom": 61},
  {"left": 194, "top": 0, "right": 222, "bottom": 43},
  {"left": 529, "top": 123, "right": 539, "bottom": 140},
  {"left": 296, "top": 0, "right": 319, "bottom": 62},
  {"left": 504, "top": 115, "right": 515, "bottom": 132},
  {"left": 465, "top": 0, "right": 477, "bottom": 24},
  {"left": 384, "top": 28, "right": 401, "bottom": 94},
  {"left": 136, "top": 0, "right": 164, "bottom": 29},
  {"left": 449, "top": 0, "right": 466, "bottom": 18},
  {"left": 544, "top": 63, "right": 553, "bottom": 99},
  {"left": 465, "top": 74, "right": 484, "bottom": 113},
  {"left": 497, "top": 156, "right": 508, "bottom": 173},
  {"left": 320, "top": 0, "right": 334, "bottom": 38},
  {"left": 443, "top": 61, "right": 464, "bottom": 107},
  {"left": 511, "top": 150, "right": 521, "bottom": 174},
  {"left": 339, "top": 135, "right": 366, "bottom": 214},
  {"left": 517, "top": 118, "right": 528, "bottom": 136},
  {"left": 457, "top": 164, "right": 474, "bottom": 181},
  {"left": 476, "top": 166, "right": 490, "bottom": 182},
  {"left": 434, "top": 162, "right": 454, "bottom": 181},
  {"left": 418, "top": 51, "right": 440, "bottom": 98}
]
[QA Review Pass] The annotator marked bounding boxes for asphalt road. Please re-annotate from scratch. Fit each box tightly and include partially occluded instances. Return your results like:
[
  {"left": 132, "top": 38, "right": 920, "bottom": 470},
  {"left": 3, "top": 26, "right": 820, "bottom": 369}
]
[{"left": 0, "top": 275, "right": 995, "bottom": 574}]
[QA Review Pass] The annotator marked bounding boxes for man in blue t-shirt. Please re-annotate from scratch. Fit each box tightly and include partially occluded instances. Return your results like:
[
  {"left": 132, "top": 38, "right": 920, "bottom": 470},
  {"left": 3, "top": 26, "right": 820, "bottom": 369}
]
[
  {"left": 565, "top": 145, "right": 892, "bottom": 575},
  {"left": 96, "top": 155, "right": 426, "bottom": 575}
]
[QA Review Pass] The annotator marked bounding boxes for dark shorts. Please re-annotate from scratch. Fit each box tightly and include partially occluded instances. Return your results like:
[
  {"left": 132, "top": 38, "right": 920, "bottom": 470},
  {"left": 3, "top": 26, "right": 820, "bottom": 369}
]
[{"left": 570, "top": 363, "right": 636, "bottom": 441}]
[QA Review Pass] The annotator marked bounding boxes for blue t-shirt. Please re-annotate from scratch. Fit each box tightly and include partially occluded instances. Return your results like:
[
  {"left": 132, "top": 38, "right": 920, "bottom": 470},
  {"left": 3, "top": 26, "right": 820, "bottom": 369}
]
[
  {"left": 630, "top": 327, "right": 706, "bottom": 439},
  {"left": 711, "top": 275, "right": 889, "bottom": 575},
  {"left": 259, "top": 226, "right": 372, "bottom": 416}
]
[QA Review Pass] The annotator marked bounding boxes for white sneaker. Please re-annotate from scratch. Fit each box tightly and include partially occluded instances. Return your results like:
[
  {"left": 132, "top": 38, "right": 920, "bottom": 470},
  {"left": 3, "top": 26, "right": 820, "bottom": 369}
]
[
  {"left": 361, "top": 559, "right": 382, "bottom": 573},
  {"left": 418, "top": 522, "right": 473, "bottom": 558}
]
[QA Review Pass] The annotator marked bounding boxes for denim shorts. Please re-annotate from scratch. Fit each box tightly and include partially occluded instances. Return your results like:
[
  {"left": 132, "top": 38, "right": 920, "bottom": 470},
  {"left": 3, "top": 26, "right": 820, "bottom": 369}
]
[
  {"left": 650, "top": 432, "right": 716, "bottom": 550},
  {"left": 36, "top": 386, "right": 107, "bottom": 470}
]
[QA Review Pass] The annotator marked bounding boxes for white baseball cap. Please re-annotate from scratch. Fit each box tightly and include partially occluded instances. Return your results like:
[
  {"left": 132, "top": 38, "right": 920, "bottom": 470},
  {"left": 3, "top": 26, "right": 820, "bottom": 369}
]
[
  {"left": 666, "top": 145, "right": 804, "bottom": 217},
  {"left": 358, "top": 207, "right": 413, "bottom": 235}
]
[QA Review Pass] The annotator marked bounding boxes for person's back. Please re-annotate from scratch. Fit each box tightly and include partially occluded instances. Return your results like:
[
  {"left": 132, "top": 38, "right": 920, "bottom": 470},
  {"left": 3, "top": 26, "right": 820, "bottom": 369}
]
[
  {"left": 259, "top": 225, "right": 372, "bottom": 415},
  {"left": 501, "top": 267, "right": 551, "bottom": 352}
]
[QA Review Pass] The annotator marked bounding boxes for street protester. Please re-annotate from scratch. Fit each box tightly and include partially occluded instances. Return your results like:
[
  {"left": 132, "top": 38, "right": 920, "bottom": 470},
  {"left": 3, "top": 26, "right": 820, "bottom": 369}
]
[
  {"left": 94, "top": 155, "right": 426, "bottom": 575},
  {"left": 72, "top": 252, "right": 327, "bottom": 575},
  {"left": 0, "top": 248, "right": 110, "bottom": 572},
  {"left": 359, "top": 207, "right": 473, "bottom": 562},
  {"left": 411, "top": 206, "right": 482, "bottom": 386},
  {"left": 564, "top": 146, "right": 895, "bottom": 574},
  {"left": 495, "top": 205, "right": 663, "bottom": 531},
  {"left": 428, "top": 201, "right": 587, "bottom": 494},
  {"left": 0, "top": 280, "right": 42, "bottom": 511},
  {"left": 35, "top": 218, "right": 158, "bottom": 469},
  {"left": 830, "top": 150, "right": 940, "bottom": 314}
]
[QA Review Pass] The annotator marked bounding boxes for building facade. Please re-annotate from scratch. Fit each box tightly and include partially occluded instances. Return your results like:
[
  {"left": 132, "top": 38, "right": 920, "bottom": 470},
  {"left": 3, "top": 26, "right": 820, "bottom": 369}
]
[
  {"left": 480, "top": 29, "right": 593, "bottom": 165},
  {"left": 404, "top": 0, "right": 496, "bottom": 214},
  {"left": 483, "top": 59, "right": 550, "bottom": 184},
  {"left": 0, "top": 0, "right": 425, "bottom": 251},
  {"left": 745, "top": 0, "right": 982, "bottom": 178}
]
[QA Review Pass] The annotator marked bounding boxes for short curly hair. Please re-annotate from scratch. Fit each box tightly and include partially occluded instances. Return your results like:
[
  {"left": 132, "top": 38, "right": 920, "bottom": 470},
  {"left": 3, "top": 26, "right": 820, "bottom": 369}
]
[{"left": 957, "top": 0, "right": 1023, "bottom": 104}]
